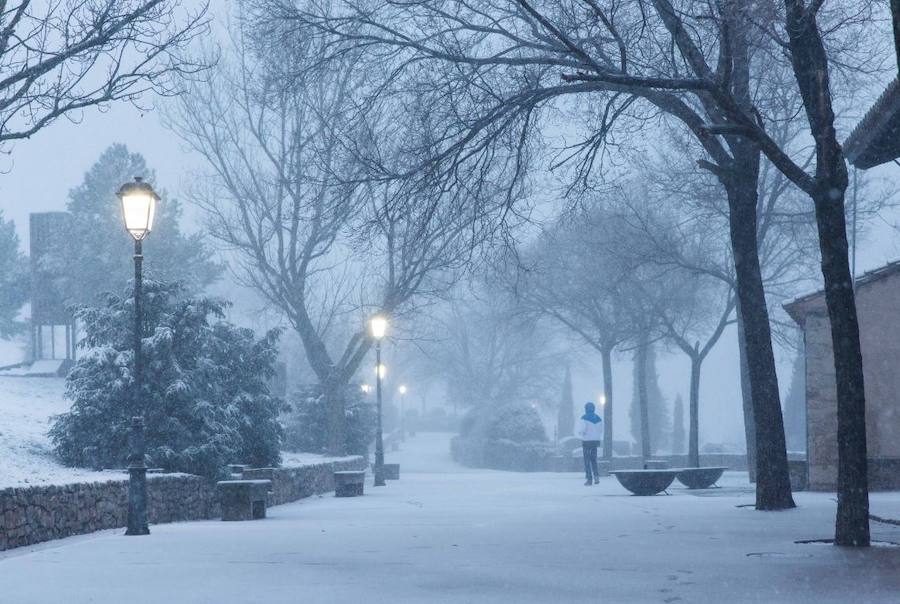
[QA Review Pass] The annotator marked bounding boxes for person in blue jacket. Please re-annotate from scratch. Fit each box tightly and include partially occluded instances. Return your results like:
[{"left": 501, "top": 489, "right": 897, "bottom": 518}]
[{"left": 577, "top": 402, "right": 603, "bottom": 485}]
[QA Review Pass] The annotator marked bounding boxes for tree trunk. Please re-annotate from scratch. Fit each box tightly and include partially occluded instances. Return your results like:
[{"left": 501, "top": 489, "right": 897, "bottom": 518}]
[
  {"left": 323, "top": 378, "right": 346, "bottom": 457},
  {"left": 782, "top": 0, "right": 870, "bottom": 547},
  {"left": 812, "top": 188, "right": 870, "bottom": 546},
  {"left": 636, "top": 331, "right": 651, "bottom": 461},
  {"left": 724, "top": 140, "right": 795, "bottom": 510},
  {"left": 736, "top": 303, "right": 758, "bottom": 482},
  {"left": 601, "top": 347, "right": 614, "bottom": 460},
  {"left": 688, "top": 353, "right": 701, "bottom": 468}
]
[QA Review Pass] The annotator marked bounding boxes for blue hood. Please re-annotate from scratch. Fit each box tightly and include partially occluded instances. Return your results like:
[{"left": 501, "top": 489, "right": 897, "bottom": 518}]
[{"left": 582, "top": 402, "right": 601, "bottom": 424}]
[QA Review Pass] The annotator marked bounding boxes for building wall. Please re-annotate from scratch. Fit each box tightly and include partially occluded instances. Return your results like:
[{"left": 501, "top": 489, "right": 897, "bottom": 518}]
[{"left": 804, "top": 275, "right": 900, "bottom": 490}]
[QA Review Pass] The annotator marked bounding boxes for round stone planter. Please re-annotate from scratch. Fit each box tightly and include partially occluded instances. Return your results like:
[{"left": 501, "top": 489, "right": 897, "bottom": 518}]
[
  {"left": 676, "top": 467, "right": 727, "bottom": 489},
  {"left": 611, "top": 470, "right": 680, "bottom": 496}
]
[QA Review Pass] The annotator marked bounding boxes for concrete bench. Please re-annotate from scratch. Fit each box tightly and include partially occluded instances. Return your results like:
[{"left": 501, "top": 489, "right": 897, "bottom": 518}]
[
  {"left": 382, "top": 463, "right": 400, "bottom": 480},
  {"left": 216, "top": 480, "right": 271, "bottom": 520},
  {"left": 334, "top": 471, "right": 365, "bottom": 497},
  {"left": 242, "top": 468, "right": 276, "bottom": 494}
]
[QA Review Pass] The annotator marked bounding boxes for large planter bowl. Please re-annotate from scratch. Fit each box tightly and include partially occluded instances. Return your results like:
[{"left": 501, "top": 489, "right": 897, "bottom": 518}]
[
  {"left": 611, "top": 470, "right": 680, "bottom": 496},
  {"left": 676, "top": 467, "right": 727, "bottom": 489}
]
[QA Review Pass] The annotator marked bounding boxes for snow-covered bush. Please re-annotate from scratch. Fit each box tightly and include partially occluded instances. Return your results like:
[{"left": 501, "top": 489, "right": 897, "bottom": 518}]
[
  {"left": 283, "top": 385, "right": 375, "bottom": 457},
  {"left": 453, "top": 402, "right": 551, "bottom": 471},
  {"left": 50, "top": 281, "right": 283, "bottom": 478},
  {"left": 461, "top": 402, "right": 547, "bottom": 443}
]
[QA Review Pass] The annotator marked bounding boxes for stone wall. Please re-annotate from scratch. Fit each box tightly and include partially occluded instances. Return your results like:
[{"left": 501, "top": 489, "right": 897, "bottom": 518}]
[
  {"left": 0, "top": 456, "right": 365, "bottom": 553},
  {"left": 269, "top": 458, "right": 366, "bottom": 505}
]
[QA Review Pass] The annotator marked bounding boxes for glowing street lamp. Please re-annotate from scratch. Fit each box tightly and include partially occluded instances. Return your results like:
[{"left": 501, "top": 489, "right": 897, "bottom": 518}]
[
  {"left": 370, "top": 315, "right": 388, "bottom": 340},
  {"left": 361, "top": 384, "right": 372, "bottom": 394},
  {"left": 369, "top": 315, "right": 388, "bottom": 486},
  {"left": 398, "top": 385, "right": 408, "bottom": 441},
  {"left": 117, "top": 177, "right": 160, "bottom": 537}
]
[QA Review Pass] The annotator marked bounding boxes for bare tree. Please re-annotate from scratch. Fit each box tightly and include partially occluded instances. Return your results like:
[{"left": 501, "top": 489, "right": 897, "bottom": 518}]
[
  {"left": 0, "top": 0, "right": 208, "bottom": 146},
  {"left": 167, "top": 18, "right": 502, "bottom": 454},
  {"left": 421, "top": 288, "right": 566, "bottom": 414},
  {"left": 513, "top": 207, "right": 630, "bottom": 460},
  {"left": 271, "top": 0, "right": 796, "bottom": 510}
]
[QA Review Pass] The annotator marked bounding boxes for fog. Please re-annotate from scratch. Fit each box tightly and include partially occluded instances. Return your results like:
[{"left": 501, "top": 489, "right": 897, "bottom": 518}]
[{"left": 2, "top": 2, "right": 900, "bottom": 453}]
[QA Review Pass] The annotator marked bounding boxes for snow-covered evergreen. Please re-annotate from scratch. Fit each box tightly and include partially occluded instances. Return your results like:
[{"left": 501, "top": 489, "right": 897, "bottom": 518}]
[{"left": 49, "top": 281, "right": 282, "bottom": 478}]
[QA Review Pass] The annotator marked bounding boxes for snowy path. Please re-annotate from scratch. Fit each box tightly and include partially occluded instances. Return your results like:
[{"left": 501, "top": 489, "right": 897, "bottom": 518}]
[{"left": 1, "top": 433, "right": 899, "bottom": 603}]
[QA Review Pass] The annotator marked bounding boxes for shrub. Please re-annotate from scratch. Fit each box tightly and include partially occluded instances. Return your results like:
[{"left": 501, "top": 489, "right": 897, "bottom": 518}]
[
  {"left": 460, "top": 402, "right": 547, "bottom": 443},
  {"left": 451, "top": 402, "right": 551, "bottom": 471},
  {"left": 283, "top": 385, "right": 376, "bottom": 457},
  {"left": 50, "top": 281, "right": 283, "bottom": 478}
]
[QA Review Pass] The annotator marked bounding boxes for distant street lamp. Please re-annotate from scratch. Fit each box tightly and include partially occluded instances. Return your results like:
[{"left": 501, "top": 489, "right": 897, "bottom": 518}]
[
  {"left": 361, "top": 384, "right": 372, "bottom": 394},
  {"left": 398, "top": 385, "right": 408, "bottom": 441},
  {"left": 117, "top": 176, "right": 159, "bottom": 537},
  {"left": 369, "top": 315, "right": 388, "bottom": 486}
]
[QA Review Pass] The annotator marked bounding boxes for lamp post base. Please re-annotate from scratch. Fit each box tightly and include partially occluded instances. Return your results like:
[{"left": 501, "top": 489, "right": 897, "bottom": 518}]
[
  {"left": 125, "top": 465, "right": 150, "bottom": 535},
  {"left": 125, "top": 416, "right": 150, "bottom": 536}
]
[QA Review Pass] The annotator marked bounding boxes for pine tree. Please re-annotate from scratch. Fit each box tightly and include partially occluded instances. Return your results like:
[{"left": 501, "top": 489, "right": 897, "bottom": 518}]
[
  {"left": 630, "top": 343, "right": 671, "bottom": 454},
  {"left": 672, "top": 394, "right": 686, "bottom": 456},
  {"left": 557, "top": 366, "right": 575, "bottom": 440},
  {"left": 0, "top": 211, "right": 27, "bottom": 338},
  {"left": 50, "top": 281, "right": 282, "bottom": 478},
  {"left": 50, "top": 144, "right": 222, "bottom": 307}
]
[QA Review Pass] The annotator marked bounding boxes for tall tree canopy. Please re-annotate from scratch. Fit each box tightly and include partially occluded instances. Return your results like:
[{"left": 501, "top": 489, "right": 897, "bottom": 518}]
[{"left": 52, "top": 144, "right": 221, "bottom": 307}]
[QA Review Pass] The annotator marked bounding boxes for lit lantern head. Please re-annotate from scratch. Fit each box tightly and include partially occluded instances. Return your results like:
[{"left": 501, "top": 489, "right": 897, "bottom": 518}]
[
  {"left": 369, "top": 315, "right": 388, "bottom": 340},
  {"left": 117, "top": 177, "right": 160, "bottom": 241}
]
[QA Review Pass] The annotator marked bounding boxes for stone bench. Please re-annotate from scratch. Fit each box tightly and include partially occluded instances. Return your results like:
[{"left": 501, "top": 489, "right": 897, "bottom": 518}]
[
  {"left": 216, "top": 480, "right": 271, "bottom": 521},
  {"left": 334, "top": 471, "right": 365, "bottom": 497},
  {"left": 242, "top": 468, "right": 276, "bottom": 494}
]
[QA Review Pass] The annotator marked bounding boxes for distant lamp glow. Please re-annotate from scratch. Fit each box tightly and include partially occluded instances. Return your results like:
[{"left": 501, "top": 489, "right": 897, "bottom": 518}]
[
  {"left": 371, "top": 314, "right": 390, "bottom": 487},
  {"left": 117, "top": 177, "right": 159, "bottom": 241},
  {"left": 398, "top": 385, "right": 408, "bottom": 395},
  {"left": 369, "top": 315, "right": 388, "bottom": 340},
  {"left": 599, "top": 394, "right": 607, "bottom": 407},
  {"left": 361, "top": 384, "right": 372, "bottom": 394}
]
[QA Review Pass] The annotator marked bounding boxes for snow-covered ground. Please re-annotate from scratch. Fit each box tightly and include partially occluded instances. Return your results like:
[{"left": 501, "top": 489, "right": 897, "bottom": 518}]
[
  {"left": 0, "top": 377, "right": 113, "bottom": 488},
  {"left": 2, "top": 433, "right": 899, "bottom": 603},
  {"left": 0, "top": 376, "right": 353, "bottom": 489}
]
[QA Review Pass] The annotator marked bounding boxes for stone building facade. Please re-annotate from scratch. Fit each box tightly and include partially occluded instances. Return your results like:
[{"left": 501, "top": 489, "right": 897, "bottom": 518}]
[{"left": 785, "top": 262, "right": 900, "bottom": 491}]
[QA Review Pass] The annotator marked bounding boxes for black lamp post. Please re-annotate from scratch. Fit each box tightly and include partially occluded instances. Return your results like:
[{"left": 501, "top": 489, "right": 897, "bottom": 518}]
[
  {"left": 370, "top": 315, "right": 388, "bottom": 487},
  {"left": 117, "top": 176, "right": 159, "bottom": 536}
]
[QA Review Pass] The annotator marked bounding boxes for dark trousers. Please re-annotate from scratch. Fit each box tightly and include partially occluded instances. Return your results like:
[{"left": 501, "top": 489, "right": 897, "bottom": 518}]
[{"left": 582, "top": 441, "right": 600, "bottom": 480}]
